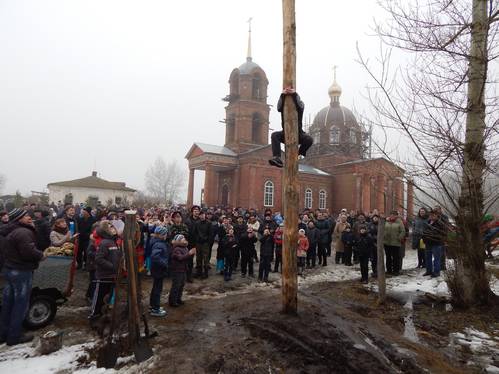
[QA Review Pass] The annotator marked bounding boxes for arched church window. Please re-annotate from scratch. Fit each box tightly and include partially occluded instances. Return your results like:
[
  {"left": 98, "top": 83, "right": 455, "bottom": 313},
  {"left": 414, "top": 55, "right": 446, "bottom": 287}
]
[
  {"left": 349, "top": 129, "right": 357, "bottom": 143},
  {"left": 227, "top": 114, "right": 235, "bottom": 143},
  {"left": 330, "top": 126, "right": 340, "bottom": 144},
  {"left": 319, "top": 190, "right": 327, "bottom": 210},
  {"left": 230, "top": 70, "right": 239, "bottom": 96},
  {"left": 305, "top": 188, "right": 313, "bottom": 209},
  {"left": 252, "top": 112, "right": 261, "bottom": 143},
  {"left": 252, "top": 74, "right": 261, "bottom": 100},
  {"left": 312, "top": 129, "right": 320, "bottom": 144},
  {"left": 264, "top": 181, "right": 274, "bottom": 207}
]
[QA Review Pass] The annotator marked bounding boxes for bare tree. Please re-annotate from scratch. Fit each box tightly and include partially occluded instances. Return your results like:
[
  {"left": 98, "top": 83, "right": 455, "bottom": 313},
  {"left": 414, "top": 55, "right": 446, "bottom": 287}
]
[
  {"left": 357, "top": 0, "right": 499, "bottom": 306},
  {"left": 145, "top": 157, "right": 186, "bottom": 205}
]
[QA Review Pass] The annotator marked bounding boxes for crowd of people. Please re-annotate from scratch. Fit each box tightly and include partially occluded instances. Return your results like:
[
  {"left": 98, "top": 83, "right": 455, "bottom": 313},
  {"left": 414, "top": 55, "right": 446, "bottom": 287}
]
[{"left": 0, "top": 200, "right": 497, "bottom": 345}]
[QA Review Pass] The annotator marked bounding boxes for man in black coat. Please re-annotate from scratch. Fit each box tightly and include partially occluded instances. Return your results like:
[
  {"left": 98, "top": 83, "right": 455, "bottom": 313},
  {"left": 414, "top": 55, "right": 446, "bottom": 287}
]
[
  {"left": 184, "top": 205, "right": 200, "bottom": 282},
  {"left": 77, "top": 207, "right": 95, "bottom": 269},
  {"left": 0, "top": 209, "right": 45, "bottom": 346},
  {"left": 33, "top": 209, "right": 51, "bottom": 252},
  {"left": 315, "top": 212, "right": 331, "bottom": 266},
  {"left": 194, "top": 211, "right": 212, "bottom": 279},
  {"left": 268, "top": 88, "right": 314, "bottom": 168}
]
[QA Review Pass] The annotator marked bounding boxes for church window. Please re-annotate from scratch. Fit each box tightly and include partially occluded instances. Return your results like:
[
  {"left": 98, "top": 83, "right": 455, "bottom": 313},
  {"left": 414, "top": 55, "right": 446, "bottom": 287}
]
[
  {"left": 319, "top": 190, "right": 327, "bottom": 210},
  {"left": 330, "top": 126, "right": 340, "bottom": 144},
  {"left": 305, "top": 188, "right": 313, "bottom": 209},
  {"left": 312, "top": 129, "right": 320, "bottom": 144},
  {"left": 350, "top": 129, "right": 357, "bottom": 143},
  {"left": 264, "top": 181, "right": 274, "bottom": 207},
  {"left": 252, "top": 113, "right": 261, "bottom": 143},
  {"left": 252, "top": 74, "right": 261, "bottom": 100}
]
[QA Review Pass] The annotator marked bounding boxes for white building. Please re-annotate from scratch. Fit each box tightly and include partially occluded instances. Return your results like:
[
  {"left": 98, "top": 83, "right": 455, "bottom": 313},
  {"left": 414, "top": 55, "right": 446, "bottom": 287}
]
[{"left": 47, "top": 171, "right": 136, "bottom": 206}]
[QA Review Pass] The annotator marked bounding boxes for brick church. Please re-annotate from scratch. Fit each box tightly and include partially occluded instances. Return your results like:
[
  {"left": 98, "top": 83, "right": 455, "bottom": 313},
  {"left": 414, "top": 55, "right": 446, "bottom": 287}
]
[{"left": 185, "top": 32, "right": 414, "bottom": 217}]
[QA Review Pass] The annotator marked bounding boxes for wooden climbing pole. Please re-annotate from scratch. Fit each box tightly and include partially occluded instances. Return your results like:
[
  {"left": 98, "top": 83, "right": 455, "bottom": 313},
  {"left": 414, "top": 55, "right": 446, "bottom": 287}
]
[{"left": 281, "top": 0, "right": 299, "bottom": 315}]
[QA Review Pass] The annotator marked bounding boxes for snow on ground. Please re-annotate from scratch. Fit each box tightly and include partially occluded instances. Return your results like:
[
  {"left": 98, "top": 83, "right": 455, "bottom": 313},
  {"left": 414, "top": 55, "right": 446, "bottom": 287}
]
[
  {"left": 0, "top": 340, "right": 93, "bottom": 374},
  {"left": 449, "top": 327, "right": 499, "bottom": 373},
  {"left": 0, "top": 339, "right": 157, "bottom": 374}
]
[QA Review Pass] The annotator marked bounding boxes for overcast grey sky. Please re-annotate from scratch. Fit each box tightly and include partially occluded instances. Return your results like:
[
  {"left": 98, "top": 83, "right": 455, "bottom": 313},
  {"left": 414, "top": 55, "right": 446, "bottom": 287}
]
[{"left": 0, "top": 0, "right": 387, "bottom": 200}]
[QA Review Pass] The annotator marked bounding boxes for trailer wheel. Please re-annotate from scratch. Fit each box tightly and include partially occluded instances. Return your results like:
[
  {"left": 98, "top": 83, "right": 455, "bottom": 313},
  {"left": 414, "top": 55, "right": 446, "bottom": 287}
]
[{"left": 24, "top": 295, "right": 57, "bottom": 330}]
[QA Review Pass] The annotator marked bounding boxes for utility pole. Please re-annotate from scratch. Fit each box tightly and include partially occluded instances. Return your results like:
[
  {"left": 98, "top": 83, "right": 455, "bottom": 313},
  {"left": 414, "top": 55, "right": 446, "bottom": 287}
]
[{"left": 281, "top": 0, "right": 298, "bottom": 315}]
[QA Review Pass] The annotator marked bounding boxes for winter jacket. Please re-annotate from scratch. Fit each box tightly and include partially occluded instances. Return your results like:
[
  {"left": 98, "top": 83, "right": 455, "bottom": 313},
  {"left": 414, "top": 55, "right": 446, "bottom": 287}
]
[
  {"left": 170, "top": 244, "right": 192, "bottom": 273},
  {"left": 412, "top": 215, "right": 428, "bottom": 236},
  {"left": 34, "top": 217, "right": 51, "bottom": 251},
  {"left": 194, "top": 219, "right": 212, "bottom": 245},
  {"left": 273, "top": 228, "right": 283, "bottom": 246},
  {"left": 277, "top": 92, "right": 305, "bottom": 134},
  {"left": 259, "top": 219, "right": 277, "bottom": 235},
  {"left": 306, "top": 227, "right": 320, "bottom": 247},
  {"left": 353, "top": 220, "right": 368, "bottom": 239},
  {"left": 341, "top": 230, "right": 355, "bottom": 249},
  {"left": 422, "top": 219, "right": 446, "bottom": 246},
  {"left": 220, "top": 235, "right": 238, "bottom": 261},
  {"left": 368, "top": 222, "right": 379, "bottom": 243},
  {"left": 233, "top": 222, "right": 248, "bottom": 241},
  {"left": 354, "top": 233, "right": 375, "bottom": 257},
  {"left": 333, "top": 222, "right": 350, "bottom": 253},
  {"left": 259, "top": 234, "right": 275, "bottom": 258},
  {"left": 185, "top": 216, "right": 200, "bottom": 247},
  {"left": 2, "top": 222, "right": 44, "bottom": 271},
  {"left": 383, "top": 219, "right": 405, "bottom": 247},
  {"left": 239, "top": 233, "right": 257, "bottom": 256},
  {"left": 50, "top": 230, "right": 71, "bottom": 247},
  {"left": 78, "top": 216, "right": 96, "bottom": 242},
  {"left": 315, "top": 219, "right": 331, "bottom": 244},
  {"left": 169, "top": 223, "right": 190, "bottom": 244},
  {"left": 297, "top": 236, "right": 309, "bottom": 257},
  {"left": 150, "top": 237, "right": 171, "bottom": 279},
  {"left": 95, "top": 233, "right": 122, "bottom": 280}
]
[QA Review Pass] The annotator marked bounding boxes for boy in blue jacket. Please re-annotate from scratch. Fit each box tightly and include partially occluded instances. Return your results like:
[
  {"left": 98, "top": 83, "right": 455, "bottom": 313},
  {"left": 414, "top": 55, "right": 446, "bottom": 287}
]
[{"left": 149, "top": 226, "right": 170, "bottom": 317}]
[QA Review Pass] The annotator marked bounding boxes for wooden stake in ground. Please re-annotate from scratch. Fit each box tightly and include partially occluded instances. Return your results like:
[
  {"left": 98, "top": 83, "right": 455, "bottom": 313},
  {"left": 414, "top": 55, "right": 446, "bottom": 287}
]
[
  {"left": 281, "top": 0, "right": 298, "bottom": 315},
  {"left": 376, "top": 217, "right": 386, "bottom": 304}
]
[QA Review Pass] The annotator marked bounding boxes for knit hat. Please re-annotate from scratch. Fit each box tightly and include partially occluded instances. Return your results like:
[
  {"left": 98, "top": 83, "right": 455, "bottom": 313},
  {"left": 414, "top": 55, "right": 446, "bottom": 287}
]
[
  {"left": 171, "top": 211, "right": 182, "bottom": 219},
  {"left": 173, "top": 234, "right": 185, "bottom": 242},
  {"left": 191, "top": 205, "right": 200, "bottom": 212},
  {"left": 154, "top": 225, "right": 169, "bottom": 236},
  {"left": 8, "top": 208, "right": 28, "bottom": 222},
  {"left": 84, "top": 206, "right": 92, "bottom": 214}
]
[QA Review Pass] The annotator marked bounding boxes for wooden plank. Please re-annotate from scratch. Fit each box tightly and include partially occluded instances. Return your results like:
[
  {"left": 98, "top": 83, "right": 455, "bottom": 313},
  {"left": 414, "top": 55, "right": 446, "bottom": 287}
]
[{"left": 281, "top": 0, "right": 298, "bottom": 315}]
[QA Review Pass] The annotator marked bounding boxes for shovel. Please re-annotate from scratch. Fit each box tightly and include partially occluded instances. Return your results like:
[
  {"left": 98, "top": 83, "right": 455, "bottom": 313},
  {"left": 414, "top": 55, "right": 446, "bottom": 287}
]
[
  {"left": 123, "top": 213, "right": 153, "bottom": 363},
  {"left": 96, "top": 264, "right": 123, "bottom": 368}
]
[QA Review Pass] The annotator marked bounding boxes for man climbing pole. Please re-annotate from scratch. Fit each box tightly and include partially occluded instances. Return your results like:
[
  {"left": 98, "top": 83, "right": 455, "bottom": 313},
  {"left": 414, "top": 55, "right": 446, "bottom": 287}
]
[{"left": 268, "top": 87, "right": 313, "bottom": 168}]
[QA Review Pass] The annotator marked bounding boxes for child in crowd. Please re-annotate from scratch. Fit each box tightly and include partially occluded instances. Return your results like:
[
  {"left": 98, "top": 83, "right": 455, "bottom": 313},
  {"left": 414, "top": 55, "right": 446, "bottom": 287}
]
[
  {"left": 89, "top": 221, "right": 122, "bottom": 321},
  {"left": 169, "top": 234, "right": 196, "bottom": 307},
  {"left": 273, "top": 223, "right": 284, "bottom": 272},
  {"left": 258, "top": 228, "right": 274, "bottom": 282},
  {"left": 221, "top": 227, "right": 238, "bottom": 281},
  {"left": 354, "top": 225, "right": 375, "bottom": 284},
  {"left": 297, "top": 229, "right": 309, "bottom": 275},
  {"left": 306, "top": 220, "right": 319, "bottom": 268},
  {"left": 239, "top": 227, "right": 257, "bottom": 277},
  {"left": 149, "top": 226, "right": 170, "bottom": 317},
  {"left": 341, "top": 226, "right": 355, "bottom": 266}
]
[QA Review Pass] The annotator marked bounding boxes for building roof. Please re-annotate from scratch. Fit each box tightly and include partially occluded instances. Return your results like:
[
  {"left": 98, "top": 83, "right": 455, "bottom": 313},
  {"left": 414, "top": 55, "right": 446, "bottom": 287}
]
[
  {"left": 238, "top": 57, "right": 261, "bottom": 75},
  {"left": 298, "top": 163, "right": 330, "bottom": 176},
  {"left": 186, "top": 142, "right": 237, "bottom": 158},
  {"left": 48, "top": 174, "right": 136, "bottom": 192},
  {"left": 334, "top": 157, "right": 405, "bottom": 172}
]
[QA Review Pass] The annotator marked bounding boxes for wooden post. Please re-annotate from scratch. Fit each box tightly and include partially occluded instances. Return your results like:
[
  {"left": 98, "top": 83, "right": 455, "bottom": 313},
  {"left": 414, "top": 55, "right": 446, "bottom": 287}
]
[
  {"left": 124, "top": 211, "right": 140, "bottom": 345},
  {"left": 376, "top": 217, "right": 386, "bottom": 303},
  {"left": 281, "top": 0, "right": 298, "bottom": 315}
]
